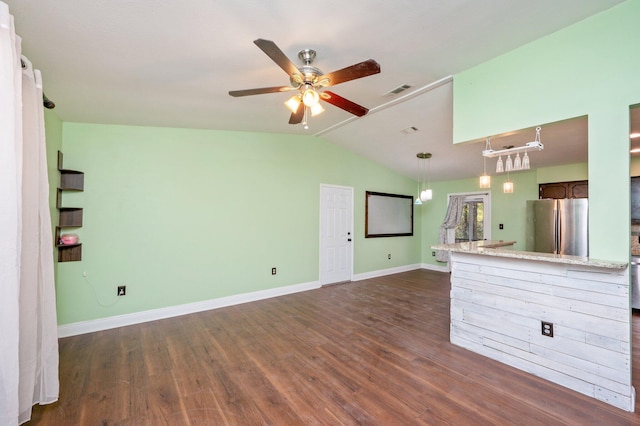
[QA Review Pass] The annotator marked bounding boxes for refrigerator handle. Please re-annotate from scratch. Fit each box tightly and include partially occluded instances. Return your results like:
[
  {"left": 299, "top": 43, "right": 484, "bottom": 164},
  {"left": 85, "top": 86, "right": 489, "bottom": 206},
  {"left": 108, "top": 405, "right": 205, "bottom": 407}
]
[{"left": 554, "top": 203, "right": 561, "bottom": 254}]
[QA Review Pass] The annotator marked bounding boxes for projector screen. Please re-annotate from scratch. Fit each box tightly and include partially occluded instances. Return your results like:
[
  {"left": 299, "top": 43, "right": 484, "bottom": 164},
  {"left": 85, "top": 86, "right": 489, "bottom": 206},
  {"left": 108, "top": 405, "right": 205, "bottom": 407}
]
[{"left": 365, "top": 191, "right": 414, "bottom": 238}]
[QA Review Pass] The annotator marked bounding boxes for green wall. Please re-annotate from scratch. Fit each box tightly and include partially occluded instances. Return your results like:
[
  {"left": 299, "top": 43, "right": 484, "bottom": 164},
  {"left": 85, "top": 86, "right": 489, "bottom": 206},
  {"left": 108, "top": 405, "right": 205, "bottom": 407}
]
[
  {"left": 44, "top": 109, "right": 63, "bottom": 278},
  {"left": 55, "top": 123, "right": 420, "bottom": 324},
  {"left": 453, "top": 0, "right": 640, "bottom": 261}
]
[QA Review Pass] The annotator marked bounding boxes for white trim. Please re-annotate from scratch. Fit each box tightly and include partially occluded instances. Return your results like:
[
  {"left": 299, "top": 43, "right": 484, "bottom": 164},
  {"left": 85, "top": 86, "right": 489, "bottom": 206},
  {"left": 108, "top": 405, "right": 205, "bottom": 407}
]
[
  {"left": 57, "top": 280, "right": 320, "bottom": 337},
  {"left": 421, "top": 263, "right": 450, "bottom": 273},
  {"left": 313, "top": 75, "right": 453, "bottom": 137},
  {"left": 352, "top": 264, "right": 422, "bottom": 281}
]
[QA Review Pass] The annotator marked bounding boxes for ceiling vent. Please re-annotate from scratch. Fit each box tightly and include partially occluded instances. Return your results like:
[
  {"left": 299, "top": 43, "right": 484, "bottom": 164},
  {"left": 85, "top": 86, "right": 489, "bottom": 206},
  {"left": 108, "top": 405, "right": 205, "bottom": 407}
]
[
  {"left": 386, "top": 84, "right": 413, "bottom": 96},
  {"left": 401, "top": 126, "right": 419, "bottom": 135}
]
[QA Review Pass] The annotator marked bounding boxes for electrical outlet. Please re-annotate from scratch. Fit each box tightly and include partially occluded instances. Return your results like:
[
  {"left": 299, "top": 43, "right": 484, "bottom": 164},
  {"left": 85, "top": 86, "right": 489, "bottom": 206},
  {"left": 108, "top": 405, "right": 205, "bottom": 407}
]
[
  {"left": 117, "top": 285, "right": 126, "bottom": 296},
  {"left": 388, "top": 253, "right": 391, "bottom": 260},
  {"left": 499, "top": 223, "right": 504, "bottom": 230},
  {"left": 432, "top": 251, "right": 436, "bottom": 256},
  {"left": 271, "top": 267, "right": 276, "bottom": 275},
  {"left": 82, "top": 271, "right": 87, "bottom": 277},
  {"left": 541, "top": 321, "right": 554, "bottom": 337}
]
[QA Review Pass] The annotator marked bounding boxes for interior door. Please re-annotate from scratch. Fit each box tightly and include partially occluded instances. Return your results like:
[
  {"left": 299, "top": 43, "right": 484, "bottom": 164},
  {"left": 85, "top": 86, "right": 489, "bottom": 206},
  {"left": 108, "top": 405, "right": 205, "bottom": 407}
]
[{"left": 320, "top": 185, "right": 353, "bottom": 285}]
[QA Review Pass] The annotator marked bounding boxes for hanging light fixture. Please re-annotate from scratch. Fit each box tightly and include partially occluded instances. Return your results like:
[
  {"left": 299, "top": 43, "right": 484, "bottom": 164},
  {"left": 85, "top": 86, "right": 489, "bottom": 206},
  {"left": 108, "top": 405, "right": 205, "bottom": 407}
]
[
  {"left": 284, "top": 83, "right": 325, "bottom": 129},
  {"left": 415, "top": 154, "right": 423, "bottom": 205},
  {"left": 484, "top": 126, "right": 544, "bottom": 173},
  {"left": 417, "top": 152, "right": 433, "bottom": 201},
  {"left": 479, "top": 137, "right": 491, "bottom": 188},
  {"left": 503, "top": 170, "right": 514, "bottom": 193},
  {"left": 503, "top": 180, "right": 514, "bottom": 193},
  {"left": 505, "top": 154, "right": 513, "bottom": 172}
]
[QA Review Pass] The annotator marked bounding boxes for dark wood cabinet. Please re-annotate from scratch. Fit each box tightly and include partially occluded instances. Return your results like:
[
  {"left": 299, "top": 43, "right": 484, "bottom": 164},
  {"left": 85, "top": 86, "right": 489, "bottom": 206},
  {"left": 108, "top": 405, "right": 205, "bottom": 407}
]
[
  {"left": 539, "top": 180, "right": 588, "bottom": 199},
  {"left": 56, "top": 151, "right": 83, "bottom": 262}
]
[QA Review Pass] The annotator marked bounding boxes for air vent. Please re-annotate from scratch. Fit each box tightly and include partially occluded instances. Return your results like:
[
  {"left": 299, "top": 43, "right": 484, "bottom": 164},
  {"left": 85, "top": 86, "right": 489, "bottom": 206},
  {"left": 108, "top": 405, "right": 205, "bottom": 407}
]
[
  {"left": 401, "top": 126, "right": 419, "bottom": 135},
  {"left": 386, "top": 84, "right": 413, "bottom": 96}
]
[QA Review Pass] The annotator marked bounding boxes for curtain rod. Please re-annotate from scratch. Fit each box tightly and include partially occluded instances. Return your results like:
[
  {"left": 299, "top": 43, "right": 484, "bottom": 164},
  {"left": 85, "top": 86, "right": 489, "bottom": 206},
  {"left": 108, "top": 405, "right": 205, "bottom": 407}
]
[{"left": 20, "top": 58, "right": 55, "bottom": 109}]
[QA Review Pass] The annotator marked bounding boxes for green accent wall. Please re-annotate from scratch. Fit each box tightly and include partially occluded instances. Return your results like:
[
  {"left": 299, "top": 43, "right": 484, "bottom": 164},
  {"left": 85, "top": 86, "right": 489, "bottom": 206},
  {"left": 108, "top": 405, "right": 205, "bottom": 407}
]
[
  {"left": 44, "top": 109, "right": 63, "bottom": 279},
  {"left": 55, "top": 123, "right": 420, "bottom": 324},
  {"left": 452, "top": 0, "right": 640, "bottom": 261}
]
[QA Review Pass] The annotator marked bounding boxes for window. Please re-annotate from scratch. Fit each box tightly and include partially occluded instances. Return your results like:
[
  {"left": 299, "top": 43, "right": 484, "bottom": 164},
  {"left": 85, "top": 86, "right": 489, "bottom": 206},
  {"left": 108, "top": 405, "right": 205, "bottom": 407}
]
[
  {"left": 446, "top": 192, "right": 491, "bottom": 243},
  {"left": 455, "top": 200, "right": 484, "bottom": 242}
]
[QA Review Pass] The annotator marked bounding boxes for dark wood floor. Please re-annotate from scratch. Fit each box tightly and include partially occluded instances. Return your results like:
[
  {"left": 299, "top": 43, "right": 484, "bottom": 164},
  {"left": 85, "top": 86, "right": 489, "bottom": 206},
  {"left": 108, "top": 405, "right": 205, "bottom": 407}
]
[{"left": 30, "top": 269, "right": 640, "bottom": 425}]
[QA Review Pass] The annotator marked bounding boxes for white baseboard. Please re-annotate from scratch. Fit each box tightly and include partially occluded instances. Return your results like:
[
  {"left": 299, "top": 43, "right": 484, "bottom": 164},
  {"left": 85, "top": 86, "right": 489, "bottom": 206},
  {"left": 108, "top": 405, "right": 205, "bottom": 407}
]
[
  {"left": 420, "top": 262, "right": 450, "bottom": 273},
  {"left": 351, "top": 263, "right": 422, "bottom": 281},
  {"left": 57, "top": 280, "right": 321, "bottom": 338},
  {"left": 58, "top": 263, "right": 450, "bottom": 338}
]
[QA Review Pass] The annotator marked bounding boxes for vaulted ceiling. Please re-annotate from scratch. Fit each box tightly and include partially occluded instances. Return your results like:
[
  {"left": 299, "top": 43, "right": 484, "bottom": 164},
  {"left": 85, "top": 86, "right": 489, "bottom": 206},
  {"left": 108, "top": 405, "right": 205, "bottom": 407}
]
[{"left": 6, "top": 0, "right": 631, "bottom": 181}]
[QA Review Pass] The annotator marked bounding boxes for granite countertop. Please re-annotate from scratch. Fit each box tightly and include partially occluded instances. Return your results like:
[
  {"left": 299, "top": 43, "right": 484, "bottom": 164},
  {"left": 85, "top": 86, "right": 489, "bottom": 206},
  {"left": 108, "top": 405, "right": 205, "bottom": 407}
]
[{"left": 432, "top": 240, "right": 628, "bottom": 270}]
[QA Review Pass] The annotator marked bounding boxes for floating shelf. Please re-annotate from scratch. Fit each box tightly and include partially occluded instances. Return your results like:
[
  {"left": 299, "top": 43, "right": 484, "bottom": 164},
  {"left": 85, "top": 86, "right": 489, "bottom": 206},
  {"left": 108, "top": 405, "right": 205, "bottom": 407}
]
[{"left": 56, "top": 151, "right": 83, "bottom": 262}]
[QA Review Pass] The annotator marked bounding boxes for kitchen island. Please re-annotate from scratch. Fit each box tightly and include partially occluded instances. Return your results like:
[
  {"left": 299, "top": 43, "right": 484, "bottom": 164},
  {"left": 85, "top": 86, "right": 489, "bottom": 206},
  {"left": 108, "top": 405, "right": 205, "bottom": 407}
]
[{"left": 432, "top": 240, "right": 634, "bottom": 412}]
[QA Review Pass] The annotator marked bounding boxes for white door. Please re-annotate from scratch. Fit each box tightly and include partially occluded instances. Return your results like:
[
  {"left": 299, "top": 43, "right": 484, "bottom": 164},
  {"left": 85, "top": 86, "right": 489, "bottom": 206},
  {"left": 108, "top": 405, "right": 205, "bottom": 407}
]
[{"left": 320, "top": 185, "right": 353, "bottom": 285}]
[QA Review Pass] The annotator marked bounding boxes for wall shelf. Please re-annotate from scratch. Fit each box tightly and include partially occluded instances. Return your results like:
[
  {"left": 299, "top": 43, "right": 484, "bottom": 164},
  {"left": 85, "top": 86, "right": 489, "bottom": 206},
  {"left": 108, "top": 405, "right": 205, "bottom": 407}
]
[{"left": 56, "top": 151, "right": 84, "bottom": 262}]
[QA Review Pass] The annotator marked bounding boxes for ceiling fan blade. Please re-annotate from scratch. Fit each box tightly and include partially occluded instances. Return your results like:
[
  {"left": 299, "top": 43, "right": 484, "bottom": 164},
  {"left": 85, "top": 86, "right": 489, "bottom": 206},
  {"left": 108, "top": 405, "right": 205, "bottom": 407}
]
[
  {"left": 289, "top": 104, "right": 304, "bottom": 124},
  {"left": 229, "top": 86, "right": 293, "bottom": 97},
  {"left": 321, "top": 91, "right": 369, "bottom": 117},
  {"left": 254, "top": 38, "right": 300, "bottom": 77},
  {"left": 318, "top": 59, "right": 380, "bottom": 87}
]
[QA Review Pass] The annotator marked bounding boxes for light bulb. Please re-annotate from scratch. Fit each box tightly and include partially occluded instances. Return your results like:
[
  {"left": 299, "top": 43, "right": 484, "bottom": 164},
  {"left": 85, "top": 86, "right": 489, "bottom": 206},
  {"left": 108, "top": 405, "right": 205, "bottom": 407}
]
[
  {"left": 513, "top": 153, "right": 522, "bottom": 170},
  {"left": 505, "top": 155, "right": 513, "bottom": 172},
  {"left": 302, "top": 88, "right": 319, "bottom": 106},
  {"left": 479, "top": 174, "right": 491, "bottom": 189},
  {"left": 284, "top": 95, "right": 301, "bottom": 113},
  {"left": 503, "top": 181, "right": 514, "bottom": 193},
  {"left": 310, "top": 103, "right": 324, "bottom": 116},
  {"left": 420, "top": 189, "right": 433, "bottom": 201},
  {"left": 496, "top": 156, "right": 504, "bottom": 173},
  {"left": 522, "top": 152, "right": 530, "bottom": 169}
]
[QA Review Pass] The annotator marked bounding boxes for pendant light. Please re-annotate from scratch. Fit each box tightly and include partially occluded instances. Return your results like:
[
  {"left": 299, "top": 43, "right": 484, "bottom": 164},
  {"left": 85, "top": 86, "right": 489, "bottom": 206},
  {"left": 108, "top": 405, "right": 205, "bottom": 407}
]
[
  {"left": 479, "top": 137, "right": 491, "bottom": 188},
  {"left": 503, "top": 170, "right": 514, "bottom": 193},
  {"left": 496, "top": 155, "right": 504, "bottom": 173},
  {"left": 505, "top": 154, "right": 513, "bottom": 172},
  {"left": 414, "top": 154, "right": 423, "bottom": 205},
  {"left": 416, "top": 152, "right": 433, "bottom": 202},
  {"left": 513, "top": 153, "right": 522, "bottom": 170}
]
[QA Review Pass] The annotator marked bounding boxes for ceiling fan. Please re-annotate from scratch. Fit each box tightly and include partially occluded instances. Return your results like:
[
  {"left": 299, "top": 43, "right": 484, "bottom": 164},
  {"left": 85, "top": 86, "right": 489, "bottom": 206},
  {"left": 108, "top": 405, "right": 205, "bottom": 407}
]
[{"left": 229, "top": 39, "right": 381, "bottom": 128}]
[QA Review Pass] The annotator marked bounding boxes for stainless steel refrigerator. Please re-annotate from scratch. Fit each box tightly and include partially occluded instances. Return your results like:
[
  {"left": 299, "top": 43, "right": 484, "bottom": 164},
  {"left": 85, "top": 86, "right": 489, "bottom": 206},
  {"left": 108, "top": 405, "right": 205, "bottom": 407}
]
[{"left": 525, "top": 199, "right": 589, "bottom": 256}]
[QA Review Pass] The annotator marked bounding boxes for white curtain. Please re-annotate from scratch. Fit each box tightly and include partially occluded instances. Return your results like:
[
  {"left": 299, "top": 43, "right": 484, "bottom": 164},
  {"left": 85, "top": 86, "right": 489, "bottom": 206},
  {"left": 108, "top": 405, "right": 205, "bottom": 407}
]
[
  {"left": 0, "top": 3, "right": 59, "bottom": 425},
  {"left": 435, "top": 195, "right": 466, "bottom": 262}
]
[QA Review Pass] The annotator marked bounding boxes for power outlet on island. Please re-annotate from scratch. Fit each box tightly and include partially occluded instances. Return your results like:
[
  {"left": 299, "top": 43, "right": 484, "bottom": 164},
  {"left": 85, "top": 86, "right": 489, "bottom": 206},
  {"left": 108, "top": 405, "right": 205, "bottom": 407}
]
[{"left": 541, "top": 321, "right": 554, "bottom": 337}]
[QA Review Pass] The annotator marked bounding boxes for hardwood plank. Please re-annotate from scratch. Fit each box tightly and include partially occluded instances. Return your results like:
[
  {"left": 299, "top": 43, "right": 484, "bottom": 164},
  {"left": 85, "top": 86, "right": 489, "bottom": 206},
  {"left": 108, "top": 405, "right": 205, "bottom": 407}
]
[{"left": 28, "top": 269, "right": 640, "bottom": 424}]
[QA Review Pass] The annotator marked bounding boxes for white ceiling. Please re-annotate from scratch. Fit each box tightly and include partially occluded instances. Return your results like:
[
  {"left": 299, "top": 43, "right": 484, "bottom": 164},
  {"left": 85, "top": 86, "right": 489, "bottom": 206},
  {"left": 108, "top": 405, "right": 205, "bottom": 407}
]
[{"left": 6, "top": 0, "right": 632, "bottom": 182}]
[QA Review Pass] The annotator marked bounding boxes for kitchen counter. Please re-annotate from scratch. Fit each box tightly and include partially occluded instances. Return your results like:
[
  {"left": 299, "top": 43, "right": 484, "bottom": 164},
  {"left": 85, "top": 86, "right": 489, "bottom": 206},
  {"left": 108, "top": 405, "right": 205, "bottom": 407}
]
[
  {"left": 433, "top": 240, "right": 634, "bottom": 411},
  {"left": 432, "top": 240, "right": 627, "bottom": 270}
]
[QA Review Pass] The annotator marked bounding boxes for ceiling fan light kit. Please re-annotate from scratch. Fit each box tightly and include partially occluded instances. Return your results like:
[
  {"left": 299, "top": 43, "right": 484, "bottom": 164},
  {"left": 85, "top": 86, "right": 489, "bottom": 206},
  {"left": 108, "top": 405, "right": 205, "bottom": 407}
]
[{"left": 229, "top": 39, "right": 380, "bottom": 129}]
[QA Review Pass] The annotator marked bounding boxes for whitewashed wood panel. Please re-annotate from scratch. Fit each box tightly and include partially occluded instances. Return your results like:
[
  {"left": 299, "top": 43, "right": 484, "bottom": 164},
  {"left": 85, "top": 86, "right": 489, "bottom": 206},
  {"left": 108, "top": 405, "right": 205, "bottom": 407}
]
[
  {"left": 454, "top": 274, "right": 629, "bottom": 319},
  {"left": 448, "top": 251, "right": 634, "bottom": 411},
  {"left": 454, "top": 287, "right": 630, "bottom": 342}
]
